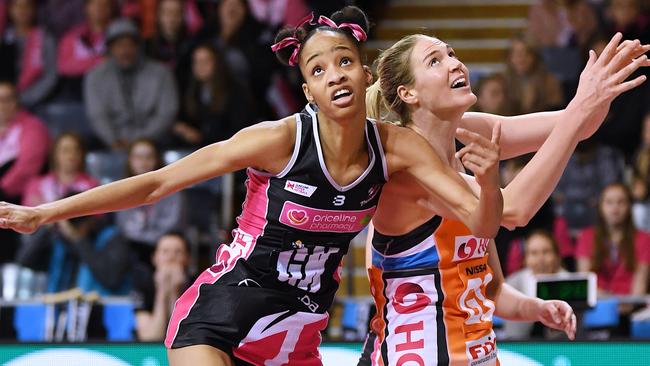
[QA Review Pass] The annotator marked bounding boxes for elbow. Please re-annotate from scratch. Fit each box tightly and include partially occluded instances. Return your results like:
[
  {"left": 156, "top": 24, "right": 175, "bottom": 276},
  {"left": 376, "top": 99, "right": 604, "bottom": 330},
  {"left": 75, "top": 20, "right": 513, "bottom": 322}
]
[{"left": 503, "top": 207, "right": 534, "bottom": 230}]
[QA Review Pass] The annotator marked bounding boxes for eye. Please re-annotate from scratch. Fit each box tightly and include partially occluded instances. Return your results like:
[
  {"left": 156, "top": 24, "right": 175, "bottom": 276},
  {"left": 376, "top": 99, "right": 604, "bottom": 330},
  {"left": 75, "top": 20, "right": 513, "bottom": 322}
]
[
  {"left": 449, "top": 50, "right": 458, "bottom": 59},
  {"left": 429, "top": 57, "right": 439, "bottom": 66},
  {"left": 341, "top": 57, "right": 352, "bottom": 66},
  {"left": 312, "top": 66, "right": 323, "bottom": 76}
]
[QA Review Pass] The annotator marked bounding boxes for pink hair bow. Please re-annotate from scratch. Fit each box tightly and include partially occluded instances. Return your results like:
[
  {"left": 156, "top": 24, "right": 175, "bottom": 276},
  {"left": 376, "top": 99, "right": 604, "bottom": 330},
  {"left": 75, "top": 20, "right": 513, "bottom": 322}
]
[
  {"left": 270, "top": 12, "right": 316, "bottom": 66},
  {"left": 317, "top": 15, "right": 368, "bottom": 42}
]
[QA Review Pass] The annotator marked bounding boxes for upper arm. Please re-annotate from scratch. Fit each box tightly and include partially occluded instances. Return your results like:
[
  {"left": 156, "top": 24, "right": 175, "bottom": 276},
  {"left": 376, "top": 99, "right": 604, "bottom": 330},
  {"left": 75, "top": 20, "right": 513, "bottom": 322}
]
[
  {"left": 151, "top": 118, "right": 295, "bottom": 198},
  {"left": 382, "top": 124, "right": 477, "bottom": 219}
]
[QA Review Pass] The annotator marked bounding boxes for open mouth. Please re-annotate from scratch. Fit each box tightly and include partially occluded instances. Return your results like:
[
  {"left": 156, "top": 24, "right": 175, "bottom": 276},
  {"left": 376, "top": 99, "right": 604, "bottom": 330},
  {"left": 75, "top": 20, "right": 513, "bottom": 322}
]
[
  {"left": 451, "top": 77, "right": 467, "bottom": 89},
  {"left": 332, "top": 88, "right": 353, "bottom": 101}
]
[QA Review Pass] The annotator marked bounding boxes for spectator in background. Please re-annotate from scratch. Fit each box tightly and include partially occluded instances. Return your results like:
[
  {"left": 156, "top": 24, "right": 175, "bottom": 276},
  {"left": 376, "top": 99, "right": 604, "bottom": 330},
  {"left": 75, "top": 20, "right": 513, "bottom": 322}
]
[
  {"left": 132, "top": 231, "right": 191, "bottom": 341},
  {"left": 565, "top": 0, "right": 600, "bottom": 61},
  {"left": 248, "top": 0, "right": 310, "bottom": 29},
  {"left": 632, "top": 113, "right": 650, "bottom": 230},
  {"left": 554, "top": 140, "right": 625, "bottom": 234},
  {"left": 84, "top": 18, "right": 178, "bottom": 149},
  {"left": 121, "top": 0, "right": 203, "bottom": 39},
  {"left": 505, "top": 34, "right": 565, "bottom": 114},
  {"left": 527, "top": 0, "right": 572, "bottom": 48},
  {"left": 23, "top": 133, "right": 98, "bottom": 207},
  {"left": 144, "top": 0, "right": 193, "bottom": 88},
  {"left": 116, "top": 139, "right": 185, "bottom": 265},
  {"left": 41, "top": 0, "right": 86, "bottom": 38},
  {"left": 0, "top": 0, "right": 57, "bottom": 109},
  {"left": 57, "top": 0, "right": 115, "bottom": 94},
  {"left": 576, "top": 183, "right": 650, "bottom": 296},
  {"left": 197, "top": 0, "right": 277, "bottom": 119},
  {"left": 174, "top": 44, "right": 253, "bottom": 147},
  {"left": 606, "top": 0, "right": 650, "bottom": 43},
  {"left": 503, "top": 230, "right": 569, "bottom": 339},
  {"left": 472, "top": 73, "right": 513, "bottom": 116},
  {"left": 16, "top": 202, "right": 132, "bottom": 295},
  {"left": 0, "top": 81, "right": 48, "bottom": 262}
]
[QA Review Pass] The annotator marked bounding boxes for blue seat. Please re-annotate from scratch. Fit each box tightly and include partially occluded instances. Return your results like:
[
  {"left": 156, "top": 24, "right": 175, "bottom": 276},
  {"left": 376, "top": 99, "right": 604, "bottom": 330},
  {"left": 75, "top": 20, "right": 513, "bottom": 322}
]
[
  {"left": 13, "top": 304, "right": 48, "bottom": 341},
  {"left": 341, "top": 300, "right": 359, "bottom": 330},
  {"left": 492, "top": 315, "right": 504, "bottom": 328},
  {"left": 583, "top": 299, "right": 620, "bottom": 328},
  {"left": 102, "top": 303, "right": 135, "bottom": 341},
  {"left": 39, "top": 101, "right": 95, "bottom": 140},
  {"left": 631, "top": 320, "right": 650, "bottom": 339}
]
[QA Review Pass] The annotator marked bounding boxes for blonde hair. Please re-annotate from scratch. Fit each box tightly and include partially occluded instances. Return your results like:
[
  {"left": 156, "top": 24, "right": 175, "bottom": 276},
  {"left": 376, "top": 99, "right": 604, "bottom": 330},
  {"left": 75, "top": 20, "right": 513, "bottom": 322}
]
[{"left": 366, "top": 34, "right": 423, "bottom": 126}]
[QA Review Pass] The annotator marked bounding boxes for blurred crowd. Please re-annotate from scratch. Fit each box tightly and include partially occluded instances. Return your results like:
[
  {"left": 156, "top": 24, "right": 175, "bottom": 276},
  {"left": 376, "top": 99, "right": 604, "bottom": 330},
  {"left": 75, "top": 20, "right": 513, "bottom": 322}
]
[{"left": 0, "top": 0, "right": 649, "bottom": 342}]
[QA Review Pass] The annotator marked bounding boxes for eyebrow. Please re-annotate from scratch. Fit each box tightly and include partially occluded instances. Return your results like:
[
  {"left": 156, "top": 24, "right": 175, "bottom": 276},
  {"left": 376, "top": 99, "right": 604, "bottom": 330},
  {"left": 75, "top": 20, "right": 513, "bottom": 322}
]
[
  {"left": 305, "top": 44, "right": 354, "bottom": 66},
  {"left": 422, "top": 44, "right": 451, "bottom": 63}
]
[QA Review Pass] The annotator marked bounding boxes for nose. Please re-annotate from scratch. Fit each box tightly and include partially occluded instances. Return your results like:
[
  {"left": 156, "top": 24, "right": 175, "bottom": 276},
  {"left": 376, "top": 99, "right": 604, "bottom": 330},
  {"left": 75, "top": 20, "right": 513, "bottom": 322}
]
[
  {"left": 327, "top": 68, "right": 347, "bottom": 86},
  {"left": 449, "top": 57, "right": 463, "bottom": 73}
]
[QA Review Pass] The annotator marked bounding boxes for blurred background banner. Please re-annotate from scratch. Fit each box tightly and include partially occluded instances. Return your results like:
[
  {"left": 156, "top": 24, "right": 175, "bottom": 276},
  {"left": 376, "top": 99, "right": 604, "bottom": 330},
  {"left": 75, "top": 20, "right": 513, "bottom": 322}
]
[{"left": 1, "top": 342, "right": 650, "bottom": 366}]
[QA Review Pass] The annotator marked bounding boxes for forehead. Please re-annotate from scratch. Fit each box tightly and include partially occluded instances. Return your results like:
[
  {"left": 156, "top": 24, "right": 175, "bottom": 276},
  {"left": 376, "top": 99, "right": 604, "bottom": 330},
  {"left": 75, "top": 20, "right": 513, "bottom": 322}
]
[
  {"left": 413, "top": 36, "right": 447, "bottom": 55},
  {"left": 527, "top": 235, "right": 553, "bottom": 249},
  {"left": 300, "top": 31, "right": 356, "bottom": 62},
  {"left": 158, "top": 236, "right": 186, "bottom": 250}
]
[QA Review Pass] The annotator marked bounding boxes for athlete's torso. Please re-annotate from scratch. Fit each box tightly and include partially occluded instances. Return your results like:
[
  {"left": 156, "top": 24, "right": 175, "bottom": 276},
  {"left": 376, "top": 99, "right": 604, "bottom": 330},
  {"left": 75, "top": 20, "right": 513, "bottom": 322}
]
[
  {"left": 234, "top": 103, "right": 388, "bottom": 310},
  {"left": 369, "top": 214, "right": 498, "bottom": 366}
]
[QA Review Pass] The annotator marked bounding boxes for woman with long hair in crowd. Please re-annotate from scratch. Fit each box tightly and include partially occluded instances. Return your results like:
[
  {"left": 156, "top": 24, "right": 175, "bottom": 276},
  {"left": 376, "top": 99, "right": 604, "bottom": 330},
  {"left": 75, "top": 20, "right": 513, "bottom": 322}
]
[
  {"left": 577, "top": 183, "right": 650, "bottom": 297},
  {"left": 1, "top": 6, "right": 505, "bottom": 365},
  {"left": 359, "top": 32, "right": 649, "bottom": 365}
]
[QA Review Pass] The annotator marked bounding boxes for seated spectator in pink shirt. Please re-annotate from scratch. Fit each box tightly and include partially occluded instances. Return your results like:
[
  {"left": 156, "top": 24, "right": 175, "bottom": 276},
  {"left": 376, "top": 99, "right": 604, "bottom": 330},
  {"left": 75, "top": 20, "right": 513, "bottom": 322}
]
[
  {"left": 23, "top": 132, "right": 98, "bottom": 207},
  {"left": 57, "top": 0, "right": 115, "bottom": 78},
  {"left": 0, "top": 0, "right": 58, "bottom": 109},
  {"left": 0, "top": 81, "right": 49, "bottom": 262},
  {"left": 577, "top": 183, "right": 650, "bottom": 296}
]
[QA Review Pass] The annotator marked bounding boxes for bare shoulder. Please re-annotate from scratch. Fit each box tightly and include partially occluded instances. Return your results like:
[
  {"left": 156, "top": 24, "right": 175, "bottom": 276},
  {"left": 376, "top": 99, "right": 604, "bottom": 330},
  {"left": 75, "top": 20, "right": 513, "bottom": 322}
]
[
  {"left": 234, "top": 115, "right": 298, "bottom": 173},
  {"left": 375, "top": 121, "right": 434, "bottom": 173}
]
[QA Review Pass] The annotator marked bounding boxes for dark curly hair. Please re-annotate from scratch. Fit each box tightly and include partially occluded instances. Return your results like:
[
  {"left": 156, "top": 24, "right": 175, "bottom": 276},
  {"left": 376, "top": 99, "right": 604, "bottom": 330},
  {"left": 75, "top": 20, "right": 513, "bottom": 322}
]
[{"left": 273, "top": 6, "right": 370, "bottom": 67}]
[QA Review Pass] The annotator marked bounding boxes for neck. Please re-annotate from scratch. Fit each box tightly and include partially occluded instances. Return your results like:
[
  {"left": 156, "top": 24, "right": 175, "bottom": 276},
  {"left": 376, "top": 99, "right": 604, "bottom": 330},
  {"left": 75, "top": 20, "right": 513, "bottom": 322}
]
[
  {"left": 15, "top": 24, "right": 31, "bottom": 36},
  {"left": 162, "top": 29, "right": 178, "bottom": 41},
  {"left": 410, "top": 106, "right": 464, "bottom": 165},
  {"left": 316, "top": 108, "right": 368, "bottom": 167},
  {"left": 56, "top": 169, "right": 78, "bottom": 184},
  {"left": 89, "top": 21, "right": 106, "bottom": 34},
  {"left": 607, "top": 224, "right": 625, "bottom": 241}
]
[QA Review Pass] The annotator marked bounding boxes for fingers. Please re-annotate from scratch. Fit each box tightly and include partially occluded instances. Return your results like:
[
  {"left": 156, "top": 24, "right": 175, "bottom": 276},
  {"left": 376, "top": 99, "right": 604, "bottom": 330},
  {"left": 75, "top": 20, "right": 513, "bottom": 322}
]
[
  {"left": 612, "top": 54, "right": 649, "bottom": 85},
  {"left": 615, "top": 74, "right": 647, "bottom": 95},
  {"left": 567, "top": 313, "right": 577, "bottom": 340},
  {"left": 455, "top": 128, "right": 497, "bottom": 160},
  {"left": 610, "top": 39, "right": 641, "bottom": 71},
  {"left": 585, "top": 49, "right": 597, "bottom": 71},
  {"left": 596, "top": 32, "right": 623, "bottom": 67}
]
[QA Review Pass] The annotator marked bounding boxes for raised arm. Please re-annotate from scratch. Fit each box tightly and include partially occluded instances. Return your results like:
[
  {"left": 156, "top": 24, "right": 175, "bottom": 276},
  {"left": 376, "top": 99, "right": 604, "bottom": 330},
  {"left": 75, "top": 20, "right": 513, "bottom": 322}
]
[
  {"left": 383, "top": 122, "right": 503, "bottom": 238},
  {"left": 455, "top": 34, "right": 650, "bottom": 229},
  {"left": 0, "top": 119, "right": 296, "bottom": 233},
  {"left": 459, "top": 34, "right": 650, "bottom": 160}
]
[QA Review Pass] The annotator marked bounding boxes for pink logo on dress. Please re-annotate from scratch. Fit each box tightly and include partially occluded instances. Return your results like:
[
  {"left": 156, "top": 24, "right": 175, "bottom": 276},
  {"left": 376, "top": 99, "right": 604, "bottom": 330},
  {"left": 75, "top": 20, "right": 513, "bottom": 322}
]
[
  {"left": 280, "top": 201, "right": 376, "bottom": 233},
  {"left": 287, "top": 209, "right": 308, "bottom": 225}
]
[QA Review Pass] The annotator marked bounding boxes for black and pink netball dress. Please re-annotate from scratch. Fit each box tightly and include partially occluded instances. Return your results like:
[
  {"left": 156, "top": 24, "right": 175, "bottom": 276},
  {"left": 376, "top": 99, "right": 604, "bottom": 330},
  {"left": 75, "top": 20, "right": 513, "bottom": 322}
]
[{"left": 165, "top": 103, "right": 387, "bottom": 365}]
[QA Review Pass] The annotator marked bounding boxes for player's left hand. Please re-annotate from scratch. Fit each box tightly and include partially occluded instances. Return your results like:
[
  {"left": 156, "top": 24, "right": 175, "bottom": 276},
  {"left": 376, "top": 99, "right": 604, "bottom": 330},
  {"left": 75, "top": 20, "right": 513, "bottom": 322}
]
[{"left": 537, "top": 300, "right": 577, "bottom": 340}]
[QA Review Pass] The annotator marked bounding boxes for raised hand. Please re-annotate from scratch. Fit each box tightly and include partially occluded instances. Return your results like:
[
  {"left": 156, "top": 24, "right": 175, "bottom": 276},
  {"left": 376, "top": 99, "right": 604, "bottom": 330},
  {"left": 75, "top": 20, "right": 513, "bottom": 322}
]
[
  {"left": 571, "top": 33, "right": 650, "bottom": 139},
  {"left": 0, "top": 201, "right": 42, "bottom": 234},
  {"left": 455, "top": 122, "right": 501, "bottom": 190}
]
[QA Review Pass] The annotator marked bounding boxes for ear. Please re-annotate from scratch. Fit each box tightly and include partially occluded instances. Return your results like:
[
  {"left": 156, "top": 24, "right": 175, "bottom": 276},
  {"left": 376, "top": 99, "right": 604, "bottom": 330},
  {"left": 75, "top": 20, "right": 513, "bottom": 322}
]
[
  {"left": 363, "top": 65, "right": 373, "bottom": 86},
  {"left": 397, "top": 84, "right": 418, "bottom": 106},
  {"left": 302, "top": 83, "right": 314, "bottom": 104}
]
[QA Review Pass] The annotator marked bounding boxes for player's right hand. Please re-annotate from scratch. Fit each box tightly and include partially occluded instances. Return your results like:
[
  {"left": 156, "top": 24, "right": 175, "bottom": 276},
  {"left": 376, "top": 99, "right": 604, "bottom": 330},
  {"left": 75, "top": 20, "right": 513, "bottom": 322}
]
[
  {"left": 455, "top": 121, "right": 501, "bottom": 191},
  {"left": 0, "top": 201, "right": 43, "bottom": 234}
]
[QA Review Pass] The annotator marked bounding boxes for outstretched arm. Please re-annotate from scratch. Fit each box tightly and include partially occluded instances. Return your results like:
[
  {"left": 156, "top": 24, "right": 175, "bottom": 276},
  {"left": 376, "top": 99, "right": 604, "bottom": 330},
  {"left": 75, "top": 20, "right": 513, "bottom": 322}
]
[
  {"left": 0, "top": 119, "right": 296, "bottom": 233},
  {"left": 487, "top": 241, "right": 577, "bottom": 339},
  {"left": 384, "top": 122, "right": 503, "bottom": 238},
  {"left": 459, "top": 35, "right": 650, "bottom": 160},
  {"left": 453, "top": 34, "right": 649, "bottom": 229}
]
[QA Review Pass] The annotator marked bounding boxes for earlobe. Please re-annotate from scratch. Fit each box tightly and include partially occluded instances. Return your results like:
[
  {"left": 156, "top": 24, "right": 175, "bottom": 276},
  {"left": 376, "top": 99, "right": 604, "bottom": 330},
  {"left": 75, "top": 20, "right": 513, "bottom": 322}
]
[{"left": 302, "top": 83, "right": 314, "bottom": 103}]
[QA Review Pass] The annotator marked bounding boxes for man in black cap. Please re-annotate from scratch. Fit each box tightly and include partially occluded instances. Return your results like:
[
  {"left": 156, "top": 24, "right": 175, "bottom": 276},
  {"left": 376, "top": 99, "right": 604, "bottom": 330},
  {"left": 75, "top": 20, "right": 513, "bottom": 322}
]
[{"left": 84, "top": 18, "right": 178, "bottom": 150}]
